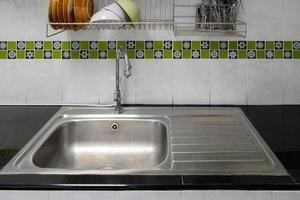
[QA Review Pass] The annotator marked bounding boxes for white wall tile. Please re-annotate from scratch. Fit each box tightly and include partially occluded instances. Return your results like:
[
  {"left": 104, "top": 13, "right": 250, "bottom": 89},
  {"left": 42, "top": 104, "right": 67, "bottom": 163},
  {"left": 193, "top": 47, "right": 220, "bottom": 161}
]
[
  {"left": 24, "top": 60, "right": 63, "bottom": 104},
  {"left": 210, "top": 60, "right": 247, "bottom": 105},
  {"left": 248, "top": 191, "right": 272, "bottom": 200},
  {"left": 247, "top": 60, "right": 284, "bottom": 105},
  {"left": 62, "top": 60, "right": 101, "bottom": 104},
  {"left": 183, "top": 191, "right": 248, "bottom": 200},
  {"left": 173, "top": 60, "right": 210, "bottom": 105},
  {"left": 203, "top": 191, "right": 249, "bottom": 200},
  {"left": 116, "top": 191, "right": 181, "bottom": 200},
  {"left": 182, "top": 191, "right": 205, "bottom": 200},
  {"left": 283, "top": 0, "right": 300, "bottom": 40},
  {"left": 0, "top": 0, "right": 26, "bottom": 40},
  {"left": 0, "top": 61, "right": 27, "bottom": 104},
  {"left": 0, "top": 191, "right": 49, "bottom": 200},
  {"left": 50, "top": 191, "right": 114, "bottom": 200},
  {"left": 245, "top": 0, "right": 283, "bottom": 40},
  {"left": 273, "top": 191, "right": 300, "bottom": 200},
  {"left": 284, "top": 60, "right": 300, "bottom": 104},
  {"left": 136, "top": 60, "right": 173, "bottom": 104},
  {"left": 25, "top": 0, "right": 48, "bottom": 40},
  {"left": 0, "top": 60, "right": 63, "bottom": 105}
]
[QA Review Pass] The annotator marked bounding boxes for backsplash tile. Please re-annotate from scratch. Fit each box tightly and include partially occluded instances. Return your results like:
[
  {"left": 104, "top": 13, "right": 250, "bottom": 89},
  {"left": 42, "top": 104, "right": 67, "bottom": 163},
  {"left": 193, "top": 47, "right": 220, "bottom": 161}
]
[
  {"left": 0, "top": 40, "right": 300, "bottom": 60},
  {"left": 247, "top": 60, "right": 284, "bottom": 105}
]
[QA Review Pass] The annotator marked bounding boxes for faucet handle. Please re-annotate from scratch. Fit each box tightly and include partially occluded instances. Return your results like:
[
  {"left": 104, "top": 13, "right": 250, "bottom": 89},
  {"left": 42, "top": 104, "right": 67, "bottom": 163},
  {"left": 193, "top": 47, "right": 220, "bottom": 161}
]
[{"left": 124, "top": 63, "right": 132, "bottom": 78}]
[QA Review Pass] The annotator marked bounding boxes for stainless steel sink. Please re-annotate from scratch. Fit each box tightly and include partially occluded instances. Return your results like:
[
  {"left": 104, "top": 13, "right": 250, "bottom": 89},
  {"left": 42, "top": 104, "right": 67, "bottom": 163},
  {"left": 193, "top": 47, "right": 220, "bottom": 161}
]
[
  {"left": 33, "top": 119, "right": 168, "bottom": 170},
  {"left": 1, "top": 107, "right": 288, "bottom": 176}
]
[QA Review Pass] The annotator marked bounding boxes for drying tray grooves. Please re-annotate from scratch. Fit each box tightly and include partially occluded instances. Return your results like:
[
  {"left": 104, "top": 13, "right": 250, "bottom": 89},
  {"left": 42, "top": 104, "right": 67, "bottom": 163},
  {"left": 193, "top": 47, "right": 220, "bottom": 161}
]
[{"left": 169, "top": 113, "right": 282, "bottom": 175}]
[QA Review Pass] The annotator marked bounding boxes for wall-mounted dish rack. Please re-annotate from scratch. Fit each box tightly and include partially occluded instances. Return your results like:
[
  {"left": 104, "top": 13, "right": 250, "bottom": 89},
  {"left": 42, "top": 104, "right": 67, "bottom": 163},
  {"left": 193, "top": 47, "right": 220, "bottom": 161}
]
[
  {"left": 46, "top": 0, "right": 246, "bottom": 38},
  {"left": 46, "top": 21, "right": 175, "bottom": 37},
  {"left": 174, "top": 0, "right": 247, "bottom": 37}
]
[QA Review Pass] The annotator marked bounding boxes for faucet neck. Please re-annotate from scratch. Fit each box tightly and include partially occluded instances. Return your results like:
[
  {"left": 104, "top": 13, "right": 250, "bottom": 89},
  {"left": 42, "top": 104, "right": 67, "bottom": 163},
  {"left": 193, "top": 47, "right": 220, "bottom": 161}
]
[{"left": 114, "top": 48, "right": 132, "bottom": 114}]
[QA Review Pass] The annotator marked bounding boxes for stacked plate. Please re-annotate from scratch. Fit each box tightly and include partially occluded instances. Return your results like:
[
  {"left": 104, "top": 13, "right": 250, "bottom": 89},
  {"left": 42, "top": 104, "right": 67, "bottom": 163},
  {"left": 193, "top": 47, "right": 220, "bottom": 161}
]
[{"left": 48, "top": 0, "right": 93, "bottom": 30}]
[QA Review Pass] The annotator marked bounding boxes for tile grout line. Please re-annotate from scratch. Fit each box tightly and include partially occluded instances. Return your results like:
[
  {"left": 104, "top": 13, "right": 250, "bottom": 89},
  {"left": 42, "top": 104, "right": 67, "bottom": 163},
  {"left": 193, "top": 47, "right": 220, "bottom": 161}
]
[
  {"left": 283, "top": 59, "right": 288, "bottom": 105},
  {"left": 246, "top": 59, "right": 249, "bottom": 105}
]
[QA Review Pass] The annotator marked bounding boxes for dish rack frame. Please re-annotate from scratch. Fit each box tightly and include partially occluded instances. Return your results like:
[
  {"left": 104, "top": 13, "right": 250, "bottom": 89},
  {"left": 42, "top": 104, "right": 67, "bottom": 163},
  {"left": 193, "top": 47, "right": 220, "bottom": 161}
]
[
  {"left": 173, "top": 0, "right": 247, "bottom": 37},
  {"left": 46, "top": 0, "right": 247, "bottom": 38}
]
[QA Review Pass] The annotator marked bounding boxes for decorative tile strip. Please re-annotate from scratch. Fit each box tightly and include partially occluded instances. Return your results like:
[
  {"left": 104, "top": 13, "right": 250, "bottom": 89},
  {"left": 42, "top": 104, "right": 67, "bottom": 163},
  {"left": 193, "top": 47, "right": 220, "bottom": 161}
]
[{"left": 0, "top": 41, "right": 299, "bottom": 60}]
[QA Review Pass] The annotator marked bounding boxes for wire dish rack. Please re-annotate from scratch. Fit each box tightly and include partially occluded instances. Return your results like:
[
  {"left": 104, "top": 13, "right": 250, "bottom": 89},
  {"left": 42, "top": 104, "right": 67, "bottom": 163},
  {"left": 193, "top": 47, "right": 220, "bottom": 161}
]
[
  {"left": 46, "top": 21, "right": 175, "bottom": 37},
  {"left": 174, "top": 0, "right": 247, "bottom": 37},
  {"left": 46, "top": 0, "right": 246, "bottom": 38},
  {"left": 46, "top": 0, "right": 174, "bottom": 37}
]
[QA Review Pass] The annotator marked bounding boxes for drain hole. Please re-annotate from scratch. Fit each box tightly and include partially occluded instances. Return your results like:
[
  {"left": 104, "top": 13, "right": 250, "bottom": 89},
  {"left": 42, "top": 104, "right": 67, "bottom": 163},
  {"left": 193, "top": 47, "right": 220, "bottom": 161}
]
[{"left": 111, "top": 123, "right": 119, "bottom": 131}]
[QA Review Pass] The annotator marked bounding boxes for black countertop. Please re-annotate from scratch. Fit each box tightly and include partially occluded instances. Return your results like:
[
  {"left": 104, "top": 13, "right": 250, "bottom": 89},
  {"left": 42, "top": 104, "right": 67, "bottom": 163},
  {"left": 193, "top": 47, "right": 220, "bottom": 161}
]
[{"left": 0, "top": 105, "right": 299, "bottom": 190}]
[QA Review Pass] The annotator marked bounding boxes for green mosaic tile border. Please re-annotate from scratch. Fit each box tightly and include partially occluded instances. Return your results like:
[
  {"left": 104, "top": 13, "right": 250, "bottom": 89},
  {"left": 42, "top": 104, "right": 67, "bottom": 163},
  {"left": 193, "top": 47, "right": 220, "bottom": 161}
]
[{"left": 0, "top": 40, "right": 300, "bottom": 60}]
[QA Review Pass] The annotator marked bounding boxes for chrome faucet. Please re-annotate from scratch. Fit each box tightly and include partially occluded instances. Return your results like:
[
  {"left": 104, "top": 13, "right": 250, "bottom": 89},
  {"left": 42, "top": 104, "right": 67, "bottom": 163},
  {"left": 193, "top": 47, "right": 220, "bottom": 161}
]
[{"left": 114, "top": 48, "right": 132, "bottom": 114}]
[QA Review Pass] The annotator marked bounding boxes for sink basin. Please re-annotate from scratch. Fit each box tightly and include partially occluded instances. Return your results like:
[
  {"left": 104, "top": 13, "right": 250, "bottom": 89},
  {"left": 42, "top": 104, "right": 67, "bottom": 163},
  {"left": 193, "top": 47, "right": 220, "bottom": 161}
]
[
  {"left": 1, "top": 107, "right": 288, "bottom": 176},
  {"left": 33, "top": 119, "right": 168, "bottom": 170}
]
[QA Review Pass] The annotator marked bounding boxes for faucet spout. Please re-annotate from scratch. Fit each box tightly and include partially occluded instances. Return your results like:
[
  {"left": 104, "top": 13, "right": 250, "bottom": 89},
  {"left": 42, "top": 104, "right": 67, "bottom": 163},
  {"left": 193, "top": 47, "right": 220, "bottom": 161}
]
[{"left": 114, "top": 48, "right": 132, "bottom": 114}]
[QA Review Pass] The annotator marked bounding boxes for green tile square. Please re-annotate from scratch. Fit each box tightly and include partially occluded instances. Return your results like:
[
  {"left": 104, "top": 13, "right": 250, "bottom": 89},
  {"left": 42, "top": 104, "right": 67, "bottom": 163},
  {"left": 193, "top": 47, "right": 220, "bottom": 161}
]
[
  {"left": 192, "top": 41, "right": 200, "bottom": 49},
  {"left": 284, "top": 41, "right": 292, "bottom": 50},
  {"left": 229, "top": 41, "right": 237, "bottom": 49},
  {"left": 44, "top": 41, "right": 52, "bottom": 50},
  {"left": 145, "top": 50, "right": 154, "bottom": 59},
  {"left": 0, "top": 51, "right": 7, "bottom": 59},
  {"left": 99, "top": 41, "right": 107, "bottom": 50},
  {"left": 201, "top": 50, "right": 209, "bottom": 59},
  {"left": 210, "top": 41, "right": 219, "bottom": 49},
  {"left": 275, "top": 50, "right": 283, "bottom": 59},
  {"left": 62, "top": 41, "right": 71, "bottom": 50},
  {"left": 163, "top": 50, "right": 172, "bottom": 59},
  {"left": 293, "top": 50, "right": 300, "bottom": 59},
  {"left": 8, "top": 41, "right": 16, "bottom": 50},
  {"left": 117, "top": 41, "right": 126, "bottom": 49},
  {"left": 16, "top": 50, "right": 25, "bottom": 59},
  {"left": 220, "top": 50, "right": 228, "bottom": 59},
  {"left": 80, "top": 41, "right": 89, "bottom": 49},
  {"left": 71, "top": 51, "right": 80, "bottom": 59},
  {"left": 238, "top": 50, "right": 246, "bottom": 59},
  {"left": 52, "top": 50, "right": 61, "bottom": 59},
  {"left": 35, "top": 50, "right": 43, "bottom": 59},
  {"left": 183, "top": 50, "right": 191, "bottom": 59},
  {"left": 266, "top": 41, "right": 274, "bottom": 49},
  {"left": 173, "top": 41, "right": 182, "bottom": 50},
  {"left": 257, "top": 50, "right": 265, "bottom": 59},
  {"left": 154, "top": 41, "right": 163, "bottom": 49},
  {"left": 108, "top": 50, "right": 116, "bottom": 59},
  {"left": 127, "top": 50, "right": 135, "bottom": 59},
  {"left": 136, "top": 41, "right": 144, "bottom": 49},
  {"left": 25, "top": 41, "right": 34, "bottom": 50},
  {"left": 247, "top": 41, "right": 256, "bottom": 49},
  {"left": 90, "top": 50, "right": 98, "bottom": 59}
]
